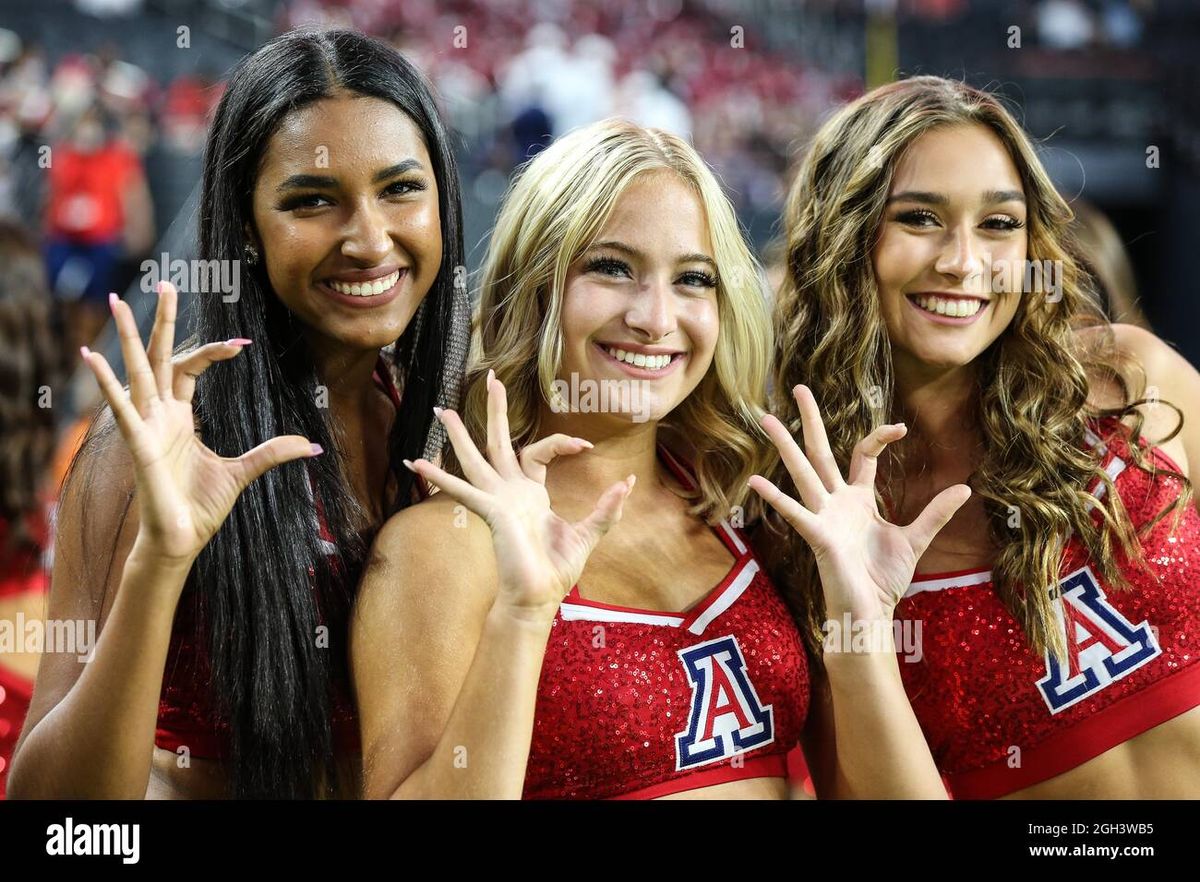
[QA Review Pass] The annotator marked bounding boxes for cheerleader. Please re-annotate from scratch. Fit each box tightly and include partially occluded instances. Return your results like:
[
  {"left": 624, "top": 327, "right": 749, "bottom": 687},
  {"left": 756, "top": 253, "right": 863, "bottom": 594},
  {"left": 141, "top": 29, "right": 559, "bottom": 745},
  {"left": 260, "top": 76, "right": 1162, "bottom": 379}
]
[
  {"left": 352, "top": 119, "right": 966, "bottom": 799},
  {"left": 8, "top": 29, "right": 466, "bottom": 799},
  {"left": 762, "top": 75, "right": 1200, "bottom": 798}
]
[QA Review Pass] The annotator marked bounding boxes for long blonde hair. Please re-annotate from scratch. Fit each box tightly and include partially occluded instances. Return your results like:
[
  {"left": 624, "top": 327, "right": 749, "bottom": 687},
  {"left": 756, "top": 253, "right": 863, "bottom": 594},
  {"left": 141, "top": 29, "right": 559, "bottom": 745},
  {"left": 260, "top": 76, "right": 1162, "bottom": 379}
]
[
  {"left": 453, "top": 118, "right": 774, "bottom": 522},
  {"left": 769, "top": 76, "right": 1193, "bottom": 663}
]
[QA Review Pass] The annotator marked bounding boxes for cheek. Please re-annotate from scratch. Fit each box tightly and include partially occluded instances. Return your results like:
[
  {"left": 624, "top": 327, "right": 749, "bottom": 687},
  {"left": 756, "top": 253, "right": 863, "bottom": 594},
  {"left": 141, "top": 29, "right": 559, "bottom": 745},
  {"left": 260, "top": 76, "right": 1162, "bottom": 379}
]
[{"left": 684, "top": 298, "right": 720, "bottom": 356}]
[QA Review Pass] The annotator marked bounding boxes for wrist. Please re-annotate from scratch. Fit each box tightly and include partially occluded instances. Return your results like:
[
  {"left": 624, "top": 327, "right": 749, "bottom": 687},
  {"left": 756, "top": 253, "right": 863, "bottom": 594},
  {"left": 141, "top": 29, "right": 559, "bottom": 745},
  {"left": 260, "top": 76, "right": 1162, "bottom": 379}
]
[
  {"left": 127, "top": 535, "right": 197, "bottom": 582},
  {"left": 487, "top": 600, "right": 558, "bottom": 635}
]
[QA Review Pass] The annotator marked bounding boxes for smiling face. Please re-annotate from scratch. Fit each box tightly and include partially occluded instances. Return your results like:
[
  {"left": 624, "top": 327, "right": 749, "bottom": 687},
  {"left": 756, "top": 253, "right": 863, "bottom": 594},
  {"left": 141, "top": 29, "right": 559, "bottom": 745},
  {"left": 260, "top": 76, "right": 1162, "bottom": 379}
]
[
  {"left": 872, "top": 123, "right": 1028, "bottom": 378},
  {"left": 250, "top": 92, "right": 442, "bottom": 355},
  {"left": 557, "top": 170, "right": 719, "bottom": 426}
]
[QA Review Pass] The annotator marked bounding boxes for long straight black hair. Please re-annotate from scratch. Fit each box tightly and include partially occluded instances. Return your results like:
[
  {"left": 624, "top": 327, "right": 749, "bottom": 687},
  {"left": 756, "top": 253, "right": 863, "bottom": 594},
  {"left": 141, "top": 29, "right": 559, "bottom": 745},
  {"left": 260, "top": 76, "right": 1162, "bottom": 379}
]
[{"left": 64, "top": 29, "right": 466, "bottom": 798}]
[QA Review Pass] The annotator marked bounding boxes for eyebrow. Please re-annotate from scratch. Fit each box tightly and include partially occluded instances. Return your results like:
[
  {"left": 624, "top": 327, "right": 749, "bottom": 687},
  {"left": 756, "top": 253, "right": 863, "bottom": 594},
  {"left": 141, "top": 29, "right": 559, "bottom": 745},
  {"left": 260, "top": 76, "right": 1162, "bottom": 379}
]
[
  {"left": 589, "top": 240, "right": 718, "bottom": 270},
  {"left": 275, "top": 159, "right": 424, "bottom": 193},
  {"left": 887, "top": 189, "right": 1026, "bottom": 205}
]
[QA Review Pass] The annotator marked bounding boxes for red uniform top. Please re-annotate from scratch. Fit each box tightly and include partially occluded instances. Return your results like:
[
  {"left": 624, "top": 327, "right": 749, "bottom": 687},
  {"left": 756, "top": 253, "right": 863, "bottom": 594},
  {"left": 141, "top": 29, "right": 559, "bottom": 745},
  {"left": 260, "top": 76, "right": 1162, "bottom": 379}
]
[
  {"left": 522, "top": 446, "right": 810, "bottom": 799},
  {"left": 155, "top": 355, "right": 404, "bottom": 760},
  {"left": 46, "top": 140, "right": 141, "bottom": 244},
  {"left": 0, "top": 510, "right": 51, "bottom": 797},
  {"left": 893, "top": 416, "right": 1200, "bottom": 798}
]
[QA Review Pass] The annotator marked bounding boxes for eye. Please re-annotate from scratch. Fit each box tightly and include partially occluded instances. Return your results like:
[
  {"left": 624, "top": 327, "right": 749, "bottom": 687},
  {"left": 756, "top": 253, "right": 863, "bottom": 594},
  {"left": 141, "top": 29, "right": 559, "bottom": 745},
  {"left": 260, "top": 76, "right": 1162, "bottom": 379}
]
[
  {"left": 383, "top": 179, "right": 427, "bottom": 197},
  {"left": 279, "top": 193, "right": 332, "bottom": 211},
  {"left": 584, "top": 256, "right": 632, "bottom": 278},
  {"left": 896, "top": 209, "right": 940, "bottom": 228},
  {"left": 982, "top": 214, "right": 1024, "bottom": 232},
  {"left": 678, "top": 270, "right": 718, "bottom": 289}
]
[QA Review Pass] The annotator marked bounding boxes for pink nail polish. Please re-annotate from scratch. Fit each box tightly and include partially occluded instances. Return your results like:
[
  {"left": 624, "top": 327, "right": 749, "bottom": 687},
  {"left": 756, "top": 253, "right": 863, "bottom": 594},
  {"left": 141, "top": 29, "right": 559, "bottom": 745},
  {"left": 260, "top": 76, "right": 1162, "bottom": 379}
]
[
  {"left": 402, "top": 458, "right": 417, "bottom": 472},
  {"left": 309, "top": 444, "right": 324, "bottom": 456},
  {"left": 226, "top": 338, "right": 253, "bottom": 346},
  {"left": 108, "top": 292, "right": 119, "bottom": 311},
  {"left": 433, "top": 406, "right": 444, "bottom": 419},
  {"left": 80, "top": 346, "right": 91, "bottom": 359}
]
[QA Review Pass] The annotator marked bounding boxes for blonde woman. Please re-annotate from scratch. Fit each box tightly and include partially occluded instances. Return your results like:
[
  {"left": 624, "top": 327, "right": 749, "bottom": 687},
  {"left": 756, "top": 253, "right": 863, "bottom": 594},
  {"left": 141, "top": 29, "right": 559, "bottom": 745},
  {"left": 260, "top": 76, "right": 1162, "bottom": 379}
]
[
  {"left": 351, "top": 118, "right": 967, "bottom": 799},
  {"left": 764, "top": 75, "right": 1200, "bottom": 798}
]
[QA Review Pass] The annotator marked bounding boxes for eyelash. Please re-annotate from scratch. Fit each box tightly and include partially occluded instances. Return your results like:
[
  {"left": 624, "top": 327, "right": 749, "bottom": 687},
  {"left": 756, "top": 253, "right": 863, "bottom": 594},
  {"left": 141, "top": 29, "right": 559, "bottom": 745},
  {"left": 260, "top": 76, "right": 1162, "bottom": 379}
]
[
  {"left": 278, "top": 179, "right": 426, "bottom": 211},
  {"left": 896, "top": 209, "right": 1024, "bottom": 231},
  {"left": 583, "top": 256, "right": 718, "bottom": 289}
]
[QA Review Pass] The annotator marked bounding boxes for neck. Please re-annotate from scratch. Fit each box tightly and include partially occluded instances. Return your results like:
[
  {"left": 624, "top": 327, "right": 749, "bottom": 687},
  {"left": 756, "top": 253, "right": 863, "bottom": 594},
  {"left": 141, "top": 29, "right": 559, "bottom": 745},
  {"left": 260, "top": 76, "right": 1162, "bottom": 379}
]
[
  {"left": 537, "top": 408, "right": 670, "bottom": 521},
  {"left": 304, "top": 332, "right": 382, "bottom": 421},
  {"left": 892, "top": 353, "right": 981, "bottom": 476}
]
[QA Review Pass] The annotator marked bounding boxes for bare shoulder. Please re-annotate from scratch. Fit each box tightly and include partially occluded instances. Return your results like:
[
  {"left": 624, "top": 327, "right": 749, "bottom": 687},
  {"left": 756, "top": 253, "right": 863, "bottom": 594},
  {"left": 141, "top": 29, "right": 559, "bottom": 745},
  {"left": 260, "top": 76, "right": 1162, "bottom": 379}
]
[
  {"left": 1081, "top": 323, "right": 1199, "bottom": 475},
  {"left": 352, "top": 492, "right": 498, "bottom": 653}
]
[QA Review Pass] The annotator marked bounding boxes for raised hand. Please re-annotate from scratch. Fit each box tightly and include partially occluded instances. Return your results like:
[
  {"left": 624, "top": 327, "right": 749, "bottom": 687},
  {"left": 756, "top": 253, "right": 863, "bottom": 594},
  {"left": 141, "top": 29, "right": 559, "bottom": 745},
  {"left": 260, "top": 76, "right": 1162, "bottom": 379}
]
[
  {"left": 80, "top": 281, "right": 321, "bottom": 564},
  {"left": 749, "top": 384, "right": 971, "bottom": 625},
  {"left": 403, "top": 370, "right": 635, "bottom": 623}
]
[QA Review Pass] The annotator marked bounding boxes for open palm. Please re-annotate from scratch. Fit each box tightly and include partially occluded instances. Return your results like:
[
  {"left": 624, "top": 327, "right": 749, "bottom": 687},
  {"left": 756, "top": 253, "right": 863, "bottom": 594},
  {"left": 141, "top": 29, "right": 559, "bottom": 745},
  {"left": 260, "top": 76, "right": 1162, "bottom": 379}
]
[
  {"left": 749, "top": 384, "right": 970, "bottom": 624},
  {"left": 404, "top": 370, "right": 634, "bottom": 621},
  {"left": 81, "top": 282, "right": 320, "bottom": 563}
]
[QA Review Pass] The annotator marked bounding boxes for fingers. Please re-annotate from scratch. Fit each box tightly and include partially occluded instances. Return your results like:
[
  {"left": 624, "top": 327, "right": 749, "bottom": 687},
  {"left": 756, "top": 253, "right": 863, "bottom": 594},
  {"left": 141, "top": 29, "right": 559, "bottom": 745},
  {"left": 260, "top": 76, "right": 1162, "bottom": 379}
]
[
  {"left": 518, "top": 434, "right": 593, "bottom": 484},
  {"left": 173, "top": 339, "right": 251, "bottom": 404},
  {"left": 485, "top": 370, "right": 521, "bottom": 478},
  {"left": 747, "top": 474, "right": 819, "bottom": 543},
  {"left": 403, "top": 457, "right": 492, "bottom": 514},
  {"left": 109, "top": 292, "right": 159, "bottom": 413},
  {"left": 232, "top": 435, "right": 323, "bottom": 489},
  {"left": 903, "top": 484, "right": 972, "bottom": 560},
  {"left": 847, "top": 423, "right": 907, "bottom": 488},
  {"left": 792, "top": 384, "right": 843, "bottom": 492},
  {"left": 145, "top": 281, "right": 179, "bottom": 399},
  {"left": 435, "top": 406, "right": 495, "bottom": 488},
  {"left": 760, "top": 413, "right": 828, "bottom": 511},
  {"left": 79, "top": 347, "right": 144, "bottom": 442},
  {"left": 575, "top": 474, "right": 636, "bottom": 551}
]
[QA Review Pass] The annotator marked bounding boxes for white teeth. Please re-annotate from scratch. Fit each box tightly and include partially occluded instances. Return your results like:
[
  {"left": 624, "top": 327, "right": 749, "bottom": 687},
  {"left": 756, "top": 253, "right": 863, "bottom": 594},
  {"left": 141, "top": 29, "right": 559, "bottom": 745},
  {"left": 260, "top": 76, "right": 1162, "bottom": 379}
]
[
  {"left": 914, "top": 295, "right": 982, "bottom": 318},
  {"left": 603, "top": 346, "right": 673, "bottom": 370},
  {"left": 328, "top": 270, "right": 401, "bottom": 297}
]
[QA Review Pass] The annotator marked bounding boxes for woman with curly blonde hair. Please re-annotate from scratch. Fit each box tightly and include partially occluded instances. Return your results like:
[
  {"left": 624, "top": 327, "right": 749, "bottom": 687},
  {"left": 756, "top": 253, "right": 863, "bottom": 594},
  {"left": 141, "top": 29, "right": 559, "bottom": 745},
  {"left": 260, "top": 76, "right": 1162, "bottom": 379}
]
[
  {"left": 758, "top": 75, "right": 1200, "bottom": 798},
  {"left": 352, "top": 118, "right": 967, "bottom": 799}
]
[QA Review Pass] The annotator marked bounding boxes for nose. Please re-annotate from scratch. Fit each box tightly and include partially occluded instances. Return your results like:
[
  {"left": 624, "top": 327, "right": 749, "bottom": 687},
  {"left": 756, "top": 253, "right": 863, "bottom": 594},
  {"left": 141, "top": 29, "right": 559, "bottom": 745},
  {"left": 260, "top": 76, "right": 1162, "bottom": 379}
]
[
  {"left": 625, "top": 275, "right": 676, "bottom": 341},
  {"left": 934, "top": 224, "right": 985, "bottom": 284},
  {"left": 340, "top": 197, "right": 393, "bottom": 264}
]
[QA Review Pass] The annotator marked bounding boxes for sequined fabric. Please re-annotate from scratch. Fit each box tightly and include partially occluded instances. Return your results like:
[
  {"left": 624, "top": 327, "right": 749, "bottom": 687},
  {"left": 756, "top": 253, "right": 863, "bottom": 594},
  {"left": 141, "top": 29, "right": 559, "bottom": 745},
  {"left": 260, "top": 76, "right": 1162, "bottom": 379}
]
[
  {"left": 895, "top": 415, "right": 1200, "bottom": 798},
  {"left": 522, "top": 447, "right": 810, "bottom": 800}
]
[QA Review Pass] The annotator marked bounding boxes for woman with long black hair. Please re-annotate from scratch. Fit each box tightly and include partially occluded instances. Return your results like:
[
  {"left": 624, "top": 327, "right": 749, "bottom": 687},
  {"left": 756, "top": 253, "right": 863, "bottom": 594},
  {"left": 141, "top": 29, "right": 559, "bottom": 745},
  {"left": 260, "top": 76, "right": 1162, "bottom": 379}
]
[{"left": 7, "top": 28, "right": 468, "bottom": 799}]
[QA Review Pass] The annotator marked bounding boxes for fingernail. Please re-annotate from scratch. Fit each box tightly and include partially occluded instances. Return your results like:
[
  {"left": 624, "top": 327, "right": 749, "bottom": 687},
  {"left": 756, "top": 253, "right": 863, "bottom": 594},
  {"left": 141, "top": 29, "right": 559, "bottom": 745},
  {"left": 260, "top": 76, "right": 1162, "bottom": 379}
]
[
  {"left": 627, "top": 474, "right": 637, "bottom": 489},
  {"left": 894, "top": 422, "right": 906, "bottom": 429},
  {"left": 309, "top": 444, "right": 324, "bottom": 456},
  {"left": 80, "top": 346, "right": 91, "bottom": 359},
  {"left": 576, "top": 438, "right": 594, "bottom": 448},
  {"left": 155, "top": 280, "right": 165, "bottom": 295},
  {"left": 487, "top": 368, "right": 495, "bottom": 386},
  {"left": 433, "top": 406, "right": 444, "bottom": 419},
  {"left": 226, "top": 338, "right": 253, "bottom": 346},
  {"left": 108, "top": 292, "right": 118, "bottom": 311},
  {"left": 403, "top": 459, "right": 420, "bottom": 473}
]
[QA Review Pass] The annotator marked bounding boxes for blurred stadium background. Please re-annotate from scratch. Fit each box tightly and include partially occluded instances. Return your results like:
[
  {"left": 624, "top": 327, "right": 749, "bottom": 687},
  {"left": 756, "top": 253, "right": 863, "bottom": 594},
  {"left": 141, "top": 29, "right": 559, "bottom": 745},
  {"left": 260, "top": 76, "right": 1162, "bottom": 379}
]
[{"left": 1, "top": 0, "right": 1198, "bottom": 797}]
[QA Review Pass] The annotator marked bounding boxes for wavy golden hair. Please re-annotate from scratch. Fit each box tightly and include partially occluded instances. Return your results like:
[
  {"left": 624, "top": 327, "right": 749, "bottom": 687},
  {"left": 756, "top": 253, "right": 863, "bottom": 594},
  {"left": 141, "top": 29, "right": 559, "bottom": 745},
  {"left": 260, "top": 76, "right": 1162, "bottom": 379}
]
[
  {"left": 450, "top": 118, "right": 774, "bottom": 522},
  {"left": 767, "top": 76, "right": 1193, "bottom": 663}
]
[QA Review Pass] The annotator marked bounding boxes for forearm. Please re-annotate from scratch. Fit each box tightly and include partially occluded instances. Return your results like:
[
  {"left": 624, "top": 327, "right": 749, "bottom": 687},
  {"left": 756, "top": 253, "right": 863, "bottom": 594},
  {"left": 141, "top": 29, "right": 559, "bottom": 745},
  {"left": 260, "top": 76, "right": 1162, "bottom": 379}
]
[
  {"left": 823, "top": 636, "right": 947, "bottom": 799},
  {"left": 7, "top": 541, "right": 191, "bottom": 799},
  {"left": 391, "top": 605, "right": 552, "bottom": 800}
]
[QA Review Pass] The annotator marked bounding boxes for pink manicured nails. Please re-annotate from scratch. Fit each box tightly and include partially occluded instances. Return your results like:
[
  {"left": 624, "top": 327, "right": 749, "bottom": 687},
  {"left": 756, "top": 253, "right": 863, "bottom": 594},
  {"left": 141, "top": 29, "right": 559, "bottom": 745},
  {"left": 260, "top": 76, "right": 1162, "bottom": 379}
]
[
  {"left": 226, "top": 338, "right": 253, "bottom": 346},
  {"left": 108, "top": 292, "right": 119, "bottom": 312},
  {"left": 80, "top": 346, "right": 91, "bottom": 359},
  {"left": 309, "top": 444, "right": 324, "bottom": 456}
]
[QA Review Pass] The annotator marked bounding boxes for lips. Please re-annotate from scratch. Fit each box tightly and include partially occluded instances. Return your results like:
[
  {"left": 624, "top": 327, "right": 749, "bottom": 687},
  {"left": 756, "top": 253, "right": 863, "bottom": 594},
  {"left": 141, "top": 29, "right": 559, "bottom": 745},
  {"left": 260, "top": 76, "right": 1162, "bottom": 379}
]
[
  {"left": 326, "top": 269, "right": 402, "bottom": 297},
  {"left": 594, "top": 342, "right": 686, "bottom": 378}
]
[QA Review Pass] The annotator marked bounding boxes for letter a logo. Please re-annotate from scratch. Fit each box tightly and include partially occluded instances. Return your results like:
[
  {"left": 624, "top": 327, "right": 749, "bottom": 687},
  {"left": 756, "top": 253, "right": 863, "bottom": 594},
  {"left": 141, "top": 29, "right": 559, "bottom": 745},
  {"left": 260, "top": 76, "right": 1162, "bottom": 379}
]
[
  {"left": 675, "top": 635, "right": 774, "bottom": 769},
  {"left": 1037, "top": 566, "right": 1161, "bottom": 713}
]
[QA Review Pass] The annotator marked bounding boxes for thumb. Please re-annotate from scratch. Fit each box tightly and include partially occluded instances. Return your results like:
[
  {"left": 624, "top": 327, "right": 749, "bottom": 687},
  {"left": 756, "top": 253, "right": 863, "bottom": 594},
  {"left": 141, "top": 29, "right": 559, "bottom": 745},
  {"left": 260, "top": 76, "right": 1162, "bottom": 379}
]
[
  {"left": 574, "top": 474, "right": 636, "bottom": 553},
  {"left": 903, "top": 483, "right": 971, "bottom": 560},
  {"left": 232, "top": 435, "right": 322, "bottom": 488}
]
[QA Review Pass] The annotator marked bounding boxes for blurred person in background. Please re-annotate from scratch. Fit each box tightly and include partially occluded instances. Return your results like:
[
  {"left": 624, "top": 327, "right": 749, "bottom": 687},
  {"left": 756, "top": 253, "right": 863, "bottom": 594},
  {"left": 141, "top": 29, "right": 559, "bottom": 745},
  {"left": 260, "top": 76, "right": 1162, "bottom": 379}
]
[
  {"left": 0, "top": 220, "right": 74, "bottom": 798},
  {"left": 43, "top": 100, "right": 154, "bottom": 353}
]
